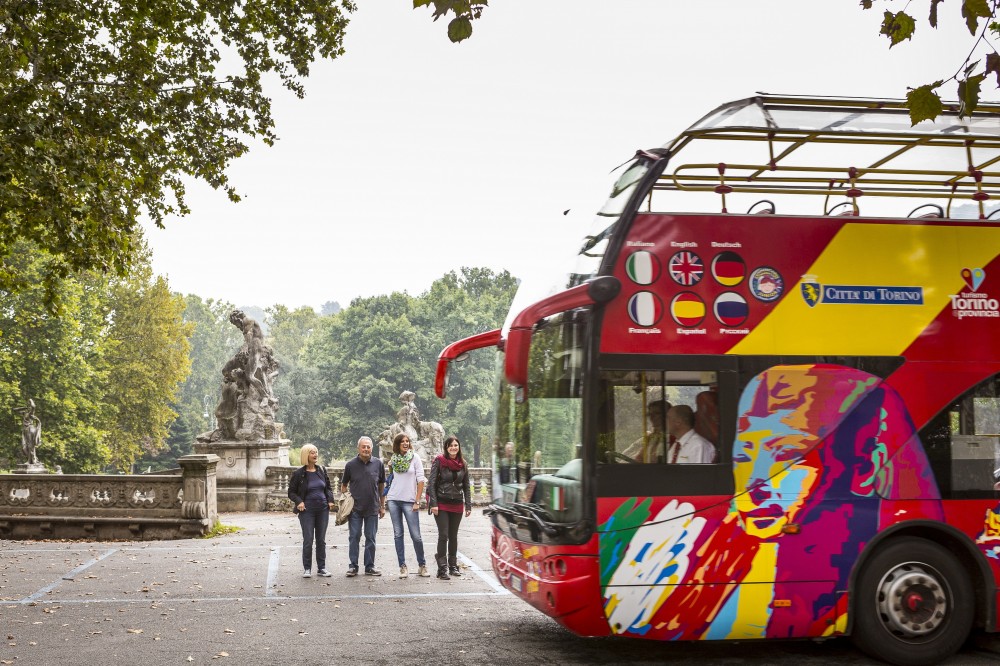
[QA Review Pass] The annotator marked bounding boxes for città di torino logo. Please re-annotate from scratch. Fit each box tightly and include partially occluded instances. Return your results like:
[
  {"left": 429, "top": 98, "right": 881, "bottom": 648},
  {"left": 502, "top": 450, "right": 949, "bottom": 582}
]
[{"left": 799, "top": 275, "right": 923, "bottom": 308}]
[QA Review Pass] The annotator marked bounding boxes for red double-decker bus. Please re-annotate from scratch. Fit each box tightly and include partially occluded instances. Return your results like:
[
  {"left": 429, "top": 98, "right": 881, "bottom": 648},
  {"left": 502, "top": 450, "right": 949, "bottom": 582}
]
[{"left": 435, "top": 95, "right": 1000, "bottom": 665}]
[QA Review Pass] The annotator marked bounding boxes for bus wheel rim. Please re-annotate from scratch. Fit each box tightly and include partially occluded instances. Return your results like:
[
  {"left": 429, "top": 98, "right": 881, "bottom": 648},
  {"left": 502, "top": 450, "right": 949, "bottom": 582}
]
[{"left": 876, "top": 562, "right": 948, "bottom": 638}]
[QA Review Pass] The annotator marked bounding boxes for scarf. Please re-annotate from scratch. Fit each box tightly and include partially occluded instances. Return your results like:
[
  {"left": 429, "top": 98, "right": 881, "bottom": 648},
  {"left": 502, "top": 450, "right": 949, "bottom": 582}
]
[
  {"left": 389, "top": 450, "right": 413, "bottom": 474},
  {"left": 437, "top": 454, "right": 464, "bottom": 471}
]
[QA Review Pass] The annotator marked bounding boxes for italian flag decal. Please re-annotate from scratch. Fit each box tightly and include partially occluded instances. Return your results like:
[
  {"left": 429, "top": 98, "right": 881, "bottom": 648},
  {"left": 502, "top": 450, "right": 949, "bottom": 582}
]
[{"left": 551, "top": 486, "right": 565, "bottom": 511}]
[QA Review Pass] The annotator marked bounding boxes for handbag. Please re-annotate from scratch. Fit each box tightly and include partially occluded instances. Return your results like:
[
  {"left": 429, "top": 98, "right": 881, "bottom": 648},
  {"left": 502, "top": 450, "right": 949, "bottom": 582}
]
[
  {"left": 382, "top": 470, "right": 394, "bottom": 497},
  {"left": 335, "top": 492, "right": 354, "bottom": 526}
]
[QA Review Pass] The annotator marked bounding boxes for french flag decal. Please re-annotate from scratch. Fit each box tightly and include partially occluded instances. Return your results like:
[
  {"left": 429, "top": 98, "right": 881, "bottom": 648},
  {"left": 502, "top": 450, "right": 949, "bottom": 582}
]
[{"left": 627, "top": 291, "right": 663, "bottom": 327}]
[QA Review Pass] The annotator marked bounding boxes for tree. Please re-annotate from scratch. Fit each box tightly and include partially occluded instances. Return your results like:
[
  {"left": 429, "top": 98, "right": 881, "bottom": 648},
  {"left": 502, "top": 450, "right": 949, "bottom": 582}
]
[
  {"left": 97, "top": 248, "right": 192, "bottom": 471},
  {"left": 0, "top": 241, "right": 110, "bottom": 471},
  {"left": 298, "top": 268, "right": 517, "bottom": 465},
  {"left": 862, "top": 0, "right": 1000, "bottom": 122},
  {"left": 0, "top": 239, "right": 192, "bottom": 472},
  {"left": 266, "top": 304, "right": 322, "bottom": 444},
  {"left": 144, "top": 294, "right": 239, "bottom": 470},
  {"left": 0, "top": 0, "right": 355, "bottom": 299}
]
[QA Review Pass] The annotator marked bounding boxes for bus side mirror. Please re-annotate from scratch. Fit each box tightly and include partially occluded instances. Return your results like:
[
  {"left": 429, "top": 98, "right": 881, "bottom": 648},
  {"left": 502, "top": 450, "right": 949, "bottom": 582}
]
[
  {"left": 434, "top": 329, "right": 502, "bottom": 399},
  {"left": 504, "top": 276, "right": 620, "bottom": 394}
]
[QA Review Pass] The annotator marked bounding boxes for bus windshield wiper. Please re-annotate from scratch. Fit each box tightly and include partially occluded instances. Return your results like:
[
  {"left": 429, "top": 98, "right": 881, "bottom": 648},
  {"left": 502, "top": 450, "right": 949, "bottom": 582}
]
[{"left": 510, "top": 502, "right": 559, "bottom": 535}]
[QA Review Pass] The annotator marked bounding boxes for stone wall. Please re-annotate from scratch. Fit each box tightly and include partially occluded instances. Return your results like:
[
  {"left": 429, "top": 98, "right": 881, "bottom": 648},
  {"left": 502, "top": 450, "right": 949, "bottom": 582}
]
[
  {"left": 265, "top": 465, "right": 496, "bottom": 511},
  {"left": 0, "top": 454, "right": 220, "bottom": 540}
]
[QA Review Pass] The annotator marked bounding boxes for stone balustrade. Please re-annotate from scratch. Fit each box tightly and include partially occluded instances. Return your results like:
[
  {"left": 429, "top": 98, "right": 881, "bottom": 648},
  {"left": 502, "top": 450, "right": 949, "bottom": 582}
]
[
  {"left": 265, "top": 464, "right": 496, "bottom": 510},
  {"left": 0, "top": 454, "right": 220, "bottom": 540}
]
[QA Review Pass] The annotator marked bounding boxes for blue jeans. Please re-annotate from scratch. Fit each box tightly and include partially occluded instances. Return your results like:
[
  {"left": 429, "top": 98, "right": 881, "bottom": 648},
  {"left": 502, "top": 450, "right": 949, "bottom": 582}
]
[
  {"left": 347, "top": 510, "right": 379, "bottom": 570},
  {"left": 298, "top": 506, "right": 329, "bottom": 571},
  {"left": 387, "top": 500, "right": 426, "bottom": 567}
]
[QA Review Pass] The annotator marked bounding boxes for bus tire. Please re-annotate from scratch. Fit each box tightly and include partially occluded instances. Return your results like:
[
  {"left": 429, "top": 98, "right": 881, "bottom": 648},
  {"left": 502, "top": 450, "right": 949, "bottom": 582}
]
[{"left": 851, "top": 537, "right": 973, "bottom": 666}]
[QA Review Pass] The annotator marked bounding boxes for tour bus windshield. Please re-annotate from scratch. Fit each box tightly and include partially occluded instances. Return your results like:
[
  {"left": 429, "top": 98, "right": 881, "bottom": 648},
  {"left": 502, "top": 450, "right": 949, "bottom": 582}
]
[{"left": 493, "top": 310, "right": 586, "bottom": 521}]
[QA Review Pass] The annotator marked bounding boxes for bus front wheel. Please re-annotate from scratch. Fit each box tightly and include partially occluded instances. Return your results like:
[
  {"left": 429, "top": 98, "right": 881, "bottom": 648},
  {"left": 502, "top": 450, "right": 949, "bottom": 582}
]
[{"left": 851, "top": 537, "right": 973, "bottom": 666}]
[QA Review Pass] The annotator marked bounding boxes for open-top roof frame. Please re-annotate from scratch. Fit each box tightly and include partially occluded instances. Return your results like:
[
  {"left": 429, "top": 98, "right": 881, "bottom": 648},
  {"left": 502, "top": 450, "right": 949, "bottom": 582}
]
[{"left": 655, "top": 95, "right": 1000, "bottom": 216}]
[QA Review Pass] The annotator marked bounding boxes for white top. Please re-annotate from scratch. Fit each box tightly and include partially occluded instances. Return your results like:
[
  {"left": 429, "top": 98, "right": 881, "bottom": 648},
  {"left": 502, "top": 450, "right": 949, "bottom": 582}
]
[
  {"left": 385, "top": 454, "right": 426, "bottom": 503},
  {"left": 668, "top": 429, "right": 716, "bottom": 464}
]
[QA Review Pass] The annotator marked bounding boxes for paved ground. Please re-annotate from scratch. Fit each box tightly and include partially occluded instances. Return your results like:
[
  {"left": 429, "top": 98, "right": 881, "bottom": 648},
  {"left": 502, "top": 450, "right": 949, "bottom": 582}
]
[{"left": 2, "top": 511, "right": 999, "bottom": 665}]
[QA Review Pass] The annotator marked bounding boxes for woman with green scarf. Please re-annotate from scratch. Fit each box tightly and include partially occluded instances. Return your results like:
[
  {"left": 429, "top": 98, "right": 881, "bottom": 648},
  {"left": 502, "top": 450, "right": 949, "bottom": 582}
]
[{"left": 383, "top": 432, "right": 430, "bottom": 578}]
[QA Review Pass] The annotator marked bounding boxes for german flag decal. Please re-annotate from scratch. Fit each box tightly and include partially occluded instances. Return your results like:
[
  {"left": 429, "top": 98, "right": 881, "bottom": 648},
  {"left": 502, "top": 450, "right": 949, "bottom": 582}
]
[{"left": 712, "top": 251, "right": 746, "bottom": 286}]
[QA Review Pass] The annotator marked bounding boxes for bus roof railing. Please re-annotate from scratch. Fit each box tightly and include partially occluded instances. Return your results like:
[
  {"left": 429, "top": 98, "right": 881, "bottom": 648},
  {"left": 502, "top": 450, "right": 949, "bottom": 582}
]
[{"left": 656, "top": 94, "right": 1000, "bottom": 215}]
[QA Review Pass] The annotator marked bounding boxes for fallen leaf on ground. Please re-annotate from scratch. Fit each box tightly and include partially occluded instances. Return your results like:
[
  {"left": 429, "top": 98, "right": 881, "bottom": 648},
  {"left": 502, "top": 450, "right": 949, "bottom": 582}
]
[{"left": 127, "top": 628, "right": 143, "bottom": 634}]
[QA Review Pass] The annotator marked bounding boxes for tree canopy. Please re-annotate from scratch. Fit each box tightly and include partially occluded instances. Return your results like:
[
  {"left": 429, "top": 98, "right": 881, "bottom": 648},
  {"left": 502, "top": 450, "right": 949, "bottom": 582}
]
[
  {"left": 0, "top": 240, "right": 192, "bottom": 472},
  {"left": 862, "top": 0, "right": 1000, "bottom": 122},
  {"left": 0, "top": 0, "right": 355, "bottom": 300}
]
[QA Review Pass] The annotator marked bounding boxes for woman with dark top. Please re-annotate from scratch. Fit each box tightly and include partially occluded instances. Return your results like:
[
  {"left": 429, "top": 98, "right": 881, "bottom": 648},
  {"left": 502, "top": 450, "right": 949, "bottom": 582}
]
[
  {"left": 427, "top": 435, "right": 472, "bottom": 580},
  {"left": 287, "top": 444, "right": 335, "bottom": 578}
]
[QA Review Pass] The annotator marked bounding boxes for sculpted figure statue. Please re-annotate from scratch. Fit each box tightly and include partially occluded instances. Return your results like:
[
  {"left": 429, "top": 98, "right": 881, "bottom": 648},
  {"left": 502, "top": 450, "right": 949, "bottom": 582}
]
[
  {"left": 385, "top": 391, "right": 442, "bottom": 464},
  {"left": 198, "top": 310, "right": 282, "bottom": 443},
  {"left": 13, "top": 399, "right": 41, "bottom": 465}
]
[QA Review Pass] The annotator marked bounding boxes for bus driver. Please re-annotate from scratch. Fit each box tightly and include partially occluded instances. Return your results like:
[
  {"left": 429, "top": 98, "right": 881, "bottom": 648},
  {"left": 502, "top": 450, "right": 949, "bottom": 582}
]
[{"left": 622, "top": 400, "right": 671, "bottom": 463}]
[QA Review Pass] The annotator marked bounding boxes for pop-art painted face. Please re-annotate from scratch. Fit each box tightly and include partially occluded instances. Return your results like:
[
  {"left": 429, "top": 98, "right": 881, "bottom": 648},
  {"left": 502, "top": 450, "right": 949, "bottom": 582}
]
[{"left": 731, "top": 371, "right": 828, "bottom": 540}]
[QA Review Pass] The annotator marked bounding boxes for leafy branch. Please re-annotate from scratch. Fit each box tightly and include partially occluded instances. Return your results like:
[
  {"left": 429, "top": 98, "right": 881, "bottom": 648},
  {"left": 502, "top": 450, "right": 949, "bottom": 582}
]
[
  {"left": 862, "top": 0, "right": 1000, "bottom": 122},
  {"left": 413, "top": 0, "right": 488, "bottom": 43}
]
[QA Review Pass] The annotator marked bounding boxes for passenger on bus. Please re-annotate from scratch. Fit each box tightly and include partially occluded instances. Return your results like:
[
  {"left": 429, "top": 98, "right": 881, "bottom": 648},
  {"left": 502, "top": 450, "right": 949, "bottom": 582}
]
[
  {"left": 694, "top": 388, "right": 719, "bottom": 446},
  {"left": 621, "top": 400, "right": 671, "bottom": 463},
  {"left": 666, "top": 405, "right": 715, "bottom": 464}
]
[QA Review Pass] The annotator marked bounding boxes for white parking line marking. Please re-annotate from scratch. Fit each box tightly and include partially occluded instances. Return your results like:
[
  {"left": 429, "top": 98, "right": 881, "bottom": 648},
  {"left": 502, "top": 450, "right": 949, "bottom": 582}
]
[
  {"left": 266, "top": 546, "right": 281, "bottom": 596},
  {"left": 20, "top": 548, "right": 118, "bottom": 603},
  {"left": 458, "top": 551, "right": 508, "bottom": 595}
]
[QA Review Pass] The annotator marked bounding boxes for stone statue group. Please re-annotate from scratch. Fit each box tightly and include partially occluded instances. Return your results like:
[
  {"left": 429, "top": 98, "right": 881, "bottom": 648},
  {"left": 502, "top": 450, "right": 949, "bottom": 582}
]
[{"left": 199, "top": 310, "right": 283, "bottom": 444}]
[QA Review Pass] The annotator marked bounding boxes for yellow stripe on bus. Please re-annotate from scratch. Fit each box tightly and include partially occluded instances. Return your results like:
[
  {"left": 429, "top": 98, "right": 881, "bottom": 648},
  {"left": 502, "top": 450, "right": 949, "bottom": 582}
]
[{"left": 730, "top": 224, "right": 1000, "bottom": 356}]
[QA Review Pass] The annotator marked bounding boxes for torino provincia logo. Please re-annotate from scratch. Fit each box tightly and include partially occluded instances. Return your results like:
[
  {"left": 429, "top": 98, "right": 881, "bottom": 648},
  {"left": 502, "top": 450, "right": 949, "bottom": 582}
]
[{"left": 951, "top": 267, "right": 999, "bottom": 319}]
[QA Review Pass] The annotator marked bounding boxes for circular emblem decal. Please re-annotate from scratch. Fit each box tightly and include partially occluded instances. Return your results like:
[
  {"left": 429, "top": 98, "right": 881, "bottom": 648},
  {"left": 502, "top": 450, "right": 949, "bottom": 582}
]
[{"left": 749, "top": 266, "right": 784, "bottom": 302}]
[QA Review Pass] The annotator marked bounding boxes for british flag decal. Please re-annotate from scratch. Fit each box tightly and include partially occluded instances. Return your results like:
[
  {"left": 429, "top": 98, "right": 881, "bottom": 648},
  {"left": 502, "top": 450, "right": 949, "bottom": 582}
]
[{"left": 668, "top": 251, "right": 704, "bottom": 285}]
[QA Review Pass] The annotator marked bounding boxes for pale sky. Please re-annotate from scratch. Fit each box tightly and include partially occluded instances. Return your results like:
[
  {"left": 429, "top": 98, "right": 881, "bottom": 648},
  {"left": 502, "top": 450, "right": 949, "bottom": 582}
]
[{"left": 141, "top": 2, "right": 979, "bottom": 311}]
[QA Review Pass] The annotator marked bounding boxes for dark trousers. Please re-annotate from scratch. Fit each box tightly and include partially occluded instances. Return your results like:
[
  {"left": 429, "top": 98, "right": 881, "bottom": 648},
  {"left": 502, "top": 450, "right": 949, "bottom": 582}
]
[
  {"left": 433, "top": 509, "right": 463, "bottom": 566},
  {"left": 347, "top": 510, "right": 379, "bottom": 570},
  {"left": 298, "top": 506, "right": 329, "bottom": 571}
]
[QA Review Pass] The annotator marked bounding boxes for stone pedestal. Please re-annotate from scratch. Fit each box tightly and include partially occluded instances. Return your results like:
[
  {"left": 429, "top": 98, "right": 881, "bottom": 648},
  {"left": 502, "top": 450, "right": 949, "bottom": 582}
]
[
  {"left": 193, "top": 438, "right": 290, "bottom": 512},
  {"left": 13, "top": 463, "right": 48, "bottom": 474}
]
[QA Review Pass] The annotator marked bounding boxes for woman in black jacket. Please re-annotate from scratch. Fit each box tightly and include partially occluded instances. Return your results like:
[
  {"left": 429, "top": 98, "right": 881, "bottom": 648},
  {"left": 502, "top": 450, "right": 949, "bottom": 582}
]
[
  {"left": 427, "top": 436, "right": 472, "bottom": 580},
  {"left": 287, "top": 444, "right": 335, "bottom": 578}
]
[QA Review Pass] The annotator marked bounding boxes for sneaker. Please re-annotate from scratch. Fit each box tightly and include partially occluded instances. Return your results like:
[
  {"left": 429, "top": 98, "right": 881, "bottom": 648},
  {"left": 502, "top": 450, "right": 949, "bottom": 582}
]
[
  {"left": 399, "top": 566, "right": 408, "bottom": 579},
  {"left": 317, "top": 569, "right": 332, "bottom": 577},
  {"left": 364, "top": 567, "right": 382, "bottom": 576},
  {"left": 302, "top": 569, "right": 311, "bottom": 578},
  {"left": 346, "top": 567, "right": 358, "bottom": 577},
  {"left": 418, "top": 565, "right": 430, "bottom": 577}
]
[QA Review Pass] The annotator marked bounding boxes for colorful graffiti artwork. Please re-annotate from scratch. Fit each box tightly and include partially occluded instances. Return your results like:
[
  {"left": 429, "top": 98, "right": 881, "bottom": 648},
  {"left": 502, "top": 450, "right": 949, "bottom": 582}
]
[{"left": 599, "top": 364, "right": 942, "bottom": 640}]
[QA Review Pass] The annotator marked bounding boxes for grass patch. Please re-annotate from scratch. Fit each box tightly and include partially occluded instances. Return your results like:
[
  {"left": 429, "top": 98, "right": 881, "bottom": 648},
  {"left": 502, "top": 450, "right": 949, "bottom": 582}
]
[{"left": 199, "top": 522, "right": 243, "bottom": 539}]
